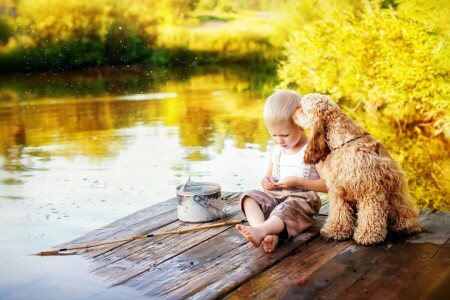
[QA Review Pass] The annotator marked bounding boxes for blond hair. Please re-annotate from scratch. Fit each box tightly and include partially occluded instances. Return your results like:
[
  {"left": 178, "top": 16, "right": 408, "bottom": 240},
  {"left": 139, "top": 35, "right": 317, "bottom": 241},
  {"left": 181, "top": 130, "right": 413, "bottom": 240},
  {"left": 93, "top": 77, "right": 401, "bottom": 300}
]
[{"left": 263, "top": 90, "right": 302, "bottom": 126}]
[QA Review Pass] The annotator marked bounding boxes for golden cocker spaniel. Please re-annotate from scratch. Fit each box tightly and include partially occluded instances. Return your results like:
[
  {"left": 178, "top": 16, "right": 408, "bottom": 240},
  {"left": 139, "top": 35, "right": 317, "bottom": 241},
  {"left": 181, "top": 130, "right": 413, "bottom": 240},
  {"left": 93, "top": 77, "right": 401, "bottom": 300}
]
[{"left": 293, "top": 93, "right": 421, "bottom": 245}]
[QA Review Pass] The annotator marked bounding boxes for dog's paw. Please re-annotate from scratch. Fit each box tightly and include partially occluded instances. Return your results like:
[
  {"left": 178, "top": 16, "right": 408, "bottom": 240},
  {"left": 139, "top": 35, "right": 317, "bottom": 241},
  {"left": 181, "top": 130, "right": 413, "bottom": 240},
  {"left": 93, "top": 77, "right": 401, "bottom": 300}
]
[
  {"left": 353, "top": 230, "right": 386, "bottom": 245},
  {"left": 320, "top": 228, "right": 352, "bottom": 242},
  {"left": 390, "top": 218, "right": 421, "bottom": 235}
]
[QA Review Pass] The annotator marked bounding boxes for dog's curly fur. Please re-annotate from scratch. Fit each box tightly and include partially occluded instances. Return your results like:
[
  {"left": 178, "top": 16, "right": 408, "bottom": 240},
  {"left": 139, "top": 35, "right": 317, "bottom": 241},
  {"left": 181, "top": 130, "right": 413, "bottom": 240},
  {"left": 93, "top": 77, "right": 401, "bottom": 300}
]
[{"left": 293, "top": 93, "right": 421, "bottom": 245}]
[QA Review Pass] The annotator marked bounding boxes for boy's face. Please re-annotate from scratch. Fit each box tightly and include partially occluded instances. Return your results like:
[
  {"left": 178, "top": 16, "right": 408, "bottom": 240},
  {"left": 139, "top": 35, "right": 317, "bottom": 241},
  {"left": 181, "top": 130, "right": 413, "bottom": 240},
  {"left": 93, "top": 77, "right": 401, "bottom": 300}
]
[{"left": 267, "top": 121, "right": 304, "bottom": 150}]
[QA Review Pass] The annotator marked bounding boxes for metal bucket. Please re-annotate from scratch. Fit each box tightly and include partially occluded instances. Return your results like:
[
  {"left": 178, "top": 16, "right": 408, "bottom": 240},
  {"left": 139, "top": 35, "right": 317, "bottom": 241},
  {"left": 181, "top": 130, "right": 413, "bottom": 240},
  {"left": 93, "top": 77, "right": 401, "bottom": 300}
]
[{"left": 176, "top": 181, "right": 222, "bottom": 223}]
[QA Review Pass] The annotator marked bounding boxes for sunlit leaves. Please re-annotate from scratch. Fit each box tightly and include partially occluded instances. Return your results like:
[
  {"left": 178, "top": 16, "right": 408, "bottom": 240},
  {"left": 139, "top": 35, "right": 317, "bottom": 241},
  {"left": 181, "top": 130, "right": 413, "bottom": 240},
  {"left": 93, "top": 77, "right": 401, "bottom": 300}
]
[{"left": 277, "top": 0, "right": 450, "bottom": 210}]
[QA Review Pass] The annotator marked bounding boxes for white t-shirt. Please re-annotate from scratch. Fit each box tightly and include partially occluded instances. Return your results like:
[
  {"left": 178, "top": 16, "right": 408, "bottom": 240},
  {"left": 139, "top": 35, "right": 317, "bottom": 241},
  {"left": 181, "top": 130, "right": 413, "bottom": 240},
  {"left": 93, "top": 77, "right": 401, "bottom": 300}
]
[{"left": 272, "top": 144, "right": 319, "bottom": 182}]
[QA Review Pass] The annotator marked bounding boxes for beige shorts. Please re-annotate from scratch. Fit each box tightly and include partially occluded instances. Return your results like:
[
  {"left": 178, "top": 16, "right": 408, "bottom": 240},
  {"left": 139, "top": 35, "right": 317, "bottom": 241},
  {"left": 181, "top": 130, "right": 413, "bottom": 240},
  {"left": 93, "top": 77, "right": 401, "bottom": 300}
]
[{"left": 239, "top": 189, "right": 321, "bottom": 239}]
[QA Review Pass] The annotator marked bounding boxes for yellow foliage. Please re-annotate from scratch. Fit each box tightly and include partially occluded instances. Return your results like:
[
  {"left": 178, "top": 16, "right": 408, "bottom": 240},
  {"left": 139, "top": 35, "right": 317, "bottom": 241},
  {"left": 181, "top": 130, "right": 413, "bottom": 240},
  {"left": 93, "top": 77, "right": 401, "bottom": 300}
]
[
  {"left": 277, "top": 0, "right": 450, "bottom": 210},
  {"left": 278, "top": 0, "right": 450, "bottom": 138},
  {"left": 16, "top": 0, "right": 114, "bottom": 42},
  {"left": 156, "top": 13, "right": 282, "bottom": 59},
  {"left": 14, "top": 0, "right": 164, "bottom": 45}
]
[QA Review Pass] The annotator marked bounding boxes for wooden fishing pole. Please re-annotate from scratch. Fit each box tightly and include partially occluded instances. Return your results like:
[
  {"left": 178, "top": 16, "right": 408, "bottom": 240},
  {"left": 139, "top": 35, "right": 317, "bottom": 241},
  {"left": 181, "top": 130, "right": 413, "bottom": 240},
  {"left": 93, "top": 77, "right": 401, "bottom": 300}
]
[{"left": 32, "top": 219, "right": 246, "bottom": 256}]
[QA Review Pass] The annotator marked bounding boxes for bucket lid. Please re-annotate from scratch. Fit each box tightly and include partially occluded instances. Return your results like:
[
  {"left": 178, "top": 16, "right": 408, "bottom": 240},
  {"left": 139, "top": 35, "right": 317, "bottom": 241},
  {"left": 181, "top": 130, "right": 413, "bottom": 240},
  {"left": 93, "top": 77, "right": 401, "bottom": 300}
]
[{"left": 176, "top": 181, "right": 220, "bottom": 196}]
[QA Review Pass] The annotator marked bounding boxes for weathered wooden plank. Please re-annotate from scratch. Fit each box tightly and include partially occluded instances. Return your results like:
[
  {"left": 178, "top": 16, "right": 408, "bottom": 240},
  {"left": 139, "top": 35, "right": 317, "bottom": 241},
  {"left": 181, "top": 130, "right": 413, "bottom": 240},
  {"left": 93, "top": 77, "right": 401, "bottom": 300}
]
[
  {"left": 227, "top": 210, "right": 449, "bottom": 300},
  {"left": 408, "top": 210, "right": 450, "bottom": 245},
  {"left": 85, "top": 209, "right": 179, "bottom": 258},
  {"left": 90, "top": 210, "right": 245, "bottom": 283},
  {"left": 89, "top": 194, "right": 241, "bottom": 267},
  {"left": 282, "top": 241, "right": 426, "bottom": 299},
  {"left": 339, "top": 211, "right": 450, "bottom": 300},
  {"left": 334, "top": 242, "right": 447, "bottom": 299},
  {"left": 58, "top": 197, "right": 178, "bottom": 248},
  {"left": 287, "top": 211, "right": 446, "bottom": 299},
  {"left": 87, "top": 193, "right": 244, "bottom": 285},
  {"left": 124, "top": 216, "right": 326, "bottom": 299},
  {"left": 58, "top": 192, "right": 239, "bottom": 257},
  {"left": 224, "top": 234, "right": 353, "bottom": 299},
  {"left": 165, "top": 217, "right": 326, "bottom": 300},
  {"left": 399, "top": 239, "right": 450, "bottom": 300},
  {"left": 85, "top": 191, "right": 241, "bottom": 259},
  {"left": 125, "top": 226, "right": 249, "bottom": 298}
]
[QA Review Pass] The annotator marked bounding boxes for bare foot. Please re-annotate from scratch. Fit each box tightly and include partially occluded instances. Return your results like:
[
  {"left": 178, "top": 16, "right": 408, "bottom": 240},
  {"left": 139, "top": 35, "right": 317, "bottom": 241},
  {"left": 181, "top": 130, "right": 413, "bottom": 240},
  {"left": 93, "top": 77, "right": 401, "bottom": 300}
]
[
  {"left": 262, "top": 234, "right": 279, "bottom": 253},
  {"left": 235, "top": 224, "right": 265, "bottom": 248}
]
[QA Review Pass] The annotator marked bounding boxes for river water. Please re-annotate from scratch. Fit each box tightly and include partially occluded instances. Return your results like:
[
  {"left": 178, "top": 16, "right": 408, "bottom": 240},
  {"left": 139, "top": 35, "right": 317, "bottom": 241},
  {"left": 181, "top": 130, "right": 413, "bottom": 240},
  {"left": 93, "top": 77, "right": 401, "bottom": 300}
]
[{"left": 0, "top": 66, "right": 448, "bottom": 299}]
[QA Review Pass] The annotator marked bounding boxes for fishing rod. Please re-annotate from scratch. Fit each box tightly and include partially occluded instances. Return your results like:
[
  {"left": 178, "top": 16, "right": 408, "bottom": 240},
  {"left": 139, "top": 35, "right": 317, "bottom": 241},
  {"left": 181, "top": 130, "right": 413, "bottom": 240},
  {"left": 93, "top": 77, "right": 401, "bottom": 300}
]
[{"left": 32, "top": 219, "right": 246, "bottom": 256}]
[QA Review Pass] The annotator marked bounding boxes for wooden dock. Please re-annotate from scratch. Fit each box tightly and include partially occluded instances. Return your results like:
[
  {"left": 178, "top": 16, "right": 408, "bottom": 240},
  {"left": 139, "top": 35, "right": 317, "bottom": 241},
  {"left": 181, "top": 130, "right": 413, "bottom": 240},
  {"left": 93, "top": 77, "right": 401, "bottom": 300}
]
[{"left": 59, "top": 192, "right": 450, "bottom": 299}]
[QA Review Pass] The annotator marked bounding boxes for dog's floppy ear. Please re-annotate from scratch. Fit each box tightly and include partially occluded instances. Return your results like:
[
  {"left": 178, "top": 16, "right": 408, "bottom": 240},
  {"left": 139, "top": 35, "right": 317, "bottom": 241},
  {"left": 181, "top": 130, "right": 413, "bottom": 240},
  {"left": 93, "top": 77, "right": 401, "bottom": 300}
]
[{"left": 304, "top": 113, "right": 330, "bottom": 164}]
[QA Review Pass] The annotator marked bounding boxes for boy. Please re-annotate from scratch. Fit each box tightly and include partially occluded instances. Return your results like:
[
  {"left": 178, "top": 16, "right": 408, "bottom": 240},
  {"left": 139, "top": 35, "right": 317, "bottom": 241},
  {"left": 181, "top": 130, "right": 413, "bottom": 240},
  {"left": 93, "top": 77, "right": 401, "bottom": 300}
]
[{"left": 235, "top": 90, "right": 327, "bottom": 252}]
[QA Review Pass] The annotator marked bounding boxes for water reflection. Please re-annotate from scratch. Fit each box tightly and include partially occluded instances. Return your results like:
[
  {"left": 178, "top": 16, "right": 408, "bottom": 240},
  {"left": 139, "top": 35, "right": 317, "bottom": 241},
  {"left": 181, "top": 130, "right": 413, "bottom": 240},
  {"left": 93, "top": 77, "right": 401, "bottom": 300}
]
[{"left": 0, "top": 67, "right": 272, "bottom": 164}]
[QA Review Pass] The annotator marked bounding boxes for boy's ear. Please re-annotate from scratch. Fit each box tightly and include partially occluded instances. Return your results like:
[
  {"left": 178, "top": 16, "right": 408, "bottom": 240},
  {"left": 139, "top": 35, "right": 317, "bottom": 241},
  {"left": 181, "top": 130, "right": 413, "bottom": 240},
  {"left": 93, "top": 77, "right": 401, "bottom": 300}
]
[{"left": 304, "top": 116, "right": 330, "bottom": 164}]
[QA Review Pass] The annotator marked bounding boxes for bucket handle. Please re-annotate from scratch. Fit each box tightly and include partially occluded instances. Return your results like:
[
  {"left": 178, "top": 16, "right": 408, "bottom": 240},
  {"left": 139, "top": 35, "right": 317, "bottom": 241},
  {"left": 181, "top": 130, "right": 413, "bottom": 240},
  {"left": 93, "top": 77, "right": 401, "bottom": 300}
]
[{"left": 193, "top": 195, "right": 224, "bottom": 218}]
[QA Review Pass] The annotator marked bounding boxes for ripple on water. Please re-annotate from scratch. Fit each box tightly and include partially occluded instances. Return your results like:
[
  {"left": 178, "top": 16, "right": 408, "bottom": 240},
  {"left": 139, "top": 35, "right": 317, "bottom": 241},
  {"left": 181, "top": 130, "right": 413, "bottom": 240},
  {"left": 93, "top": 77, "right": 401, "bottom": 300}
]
[{"left": 2, "top": 178, "right": 23, "bottom": 185}]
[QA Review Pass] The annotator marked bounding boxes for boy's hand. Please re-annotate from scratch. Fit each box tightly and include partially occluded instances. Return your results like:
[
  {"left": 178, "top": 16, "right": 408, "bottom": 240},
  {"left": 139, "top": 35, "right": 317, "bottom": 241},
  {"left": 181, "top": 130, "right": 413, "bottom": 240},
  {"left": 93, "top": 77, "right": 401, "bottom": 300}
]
[
  {"left": 273, "top": 176, "right": 300, "bottom": 189},
  {"left": 261, "top": 176, "right": 277, "bottom": 190}
]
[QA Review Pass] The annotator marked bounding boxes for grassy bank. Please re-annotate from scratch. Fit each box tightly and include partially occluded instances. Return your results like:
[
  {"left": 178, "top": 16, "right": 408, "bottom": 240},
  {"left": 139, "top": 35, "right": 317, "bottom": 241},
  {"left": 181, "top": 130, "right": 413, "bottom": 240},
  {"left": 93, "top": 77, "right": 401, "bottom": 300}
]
[{"left": 0, "top": 0, "right": 285, "bottom": 72}]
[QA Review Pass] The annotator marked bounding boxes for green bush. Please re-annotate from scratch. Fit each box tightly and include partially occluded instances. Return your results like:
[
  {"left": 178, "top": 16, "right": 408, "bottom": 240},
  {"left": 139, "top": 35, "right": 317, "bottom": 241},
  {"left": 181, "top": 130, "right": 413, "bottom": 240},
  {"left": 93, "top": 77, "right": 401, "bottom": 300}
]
[
  {"left": 0, "top": 40, "right": 103, "bottom": 72},
  {"left": 103, "top": 23, "right": 153, "bottom": 66},
  {"left": 0, "top": 17, "right": 13, "bottom": 44}
]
